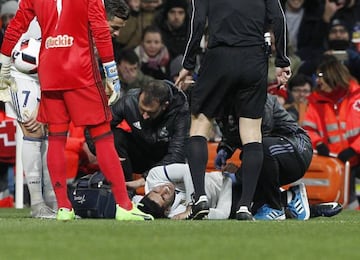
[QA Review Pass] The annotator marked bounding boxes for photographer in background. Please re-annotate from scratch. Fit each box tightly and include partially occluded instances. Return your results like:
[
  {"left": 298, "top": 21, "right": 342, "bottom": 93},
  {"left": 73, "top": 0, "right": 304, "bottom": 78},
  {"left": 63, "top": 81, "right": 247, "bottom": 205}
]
[
  {"left": 325, "top": 19, "right": 360, "bottom": 81},
  {"left": 299, "top": 18, "right": 360, "bottom": 82}
]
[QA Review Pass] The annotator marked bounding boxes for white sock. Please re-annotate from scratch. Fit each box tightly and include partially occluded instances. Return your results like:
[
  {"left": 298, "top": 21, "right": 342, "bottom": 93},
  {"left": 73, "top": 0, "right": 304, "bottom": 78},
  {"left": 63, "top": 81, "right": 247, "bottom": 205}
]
[
  {"left": 22, "top": 137, "right": 44, "bottom": 206},
  {"left": 41, "top": 138, "right": 57, "bottom": 210},
  {"left": 287, "top": 190, "right": 293, "bottom": 204}
]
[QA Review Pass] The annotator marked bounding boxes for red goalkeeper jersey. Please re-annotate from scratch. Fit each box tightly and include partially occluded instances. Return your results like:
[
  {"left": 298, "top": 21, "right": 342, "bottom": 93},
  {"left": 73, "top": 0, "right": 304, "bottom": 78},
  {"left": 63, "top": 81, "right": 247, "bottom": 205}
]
[{"left": 1, "top": 0, "right": 114, "bottom": 91}]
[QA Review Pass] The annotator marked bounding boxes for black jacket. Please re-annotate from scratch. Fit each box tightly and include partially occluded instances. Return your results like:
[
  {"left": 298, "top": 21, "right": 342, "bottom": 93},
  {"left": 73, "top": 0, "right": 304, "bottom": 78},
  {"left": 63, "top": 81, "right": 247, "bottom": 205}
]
[
  {"left": 183, "top": 0, "right": 290, "bottom": 70},
  {"left": 110, "top": 81, "right": 190, "bottom": 165},
  {"left": 216, "top": 94, "right": 311, "bottom": 162},
  {"left": 154, "top": 9, "right": 189, "bottom": 60}
]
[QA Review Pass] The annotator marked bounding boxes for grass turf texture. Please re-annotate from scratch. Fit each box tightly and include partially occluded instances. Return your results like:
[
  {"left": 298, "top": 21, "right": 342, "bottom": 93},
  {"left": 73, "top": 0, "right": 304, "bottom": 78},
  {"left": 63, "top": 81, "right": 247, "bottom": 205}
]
[{"left": 0, "top": 208, "right": 359, "bottom": 260}]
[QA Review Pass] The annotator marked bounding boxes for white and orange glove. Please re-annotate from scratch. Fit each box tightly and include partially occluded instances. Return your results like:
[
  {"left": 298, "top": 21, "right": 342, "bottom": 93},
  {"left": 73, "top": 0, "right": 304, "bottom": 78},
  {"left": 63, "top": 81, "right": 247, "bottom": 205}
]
[
  {"left": 0, "top": 54, "right": 16, "bottom": 102},
  {"left": 103, "top": 61, "right": 121, "bottom": 106}
]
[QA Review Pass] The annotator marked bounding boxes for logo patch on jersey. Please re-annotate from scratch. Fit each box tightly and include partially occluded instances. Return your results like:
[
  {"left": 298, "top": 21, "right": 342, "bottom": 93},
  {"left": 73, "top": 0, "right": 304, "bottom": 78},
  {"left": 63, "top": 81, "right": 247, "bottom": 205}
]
[
  {"left": 353, "top": 99, "right": 360, "bottom": 112},
  {"left": 133, "top": 121, "right": 142, "bottom": 130},
  {"left": 45, "top": 35, "right": 74, "bottom": 49}
]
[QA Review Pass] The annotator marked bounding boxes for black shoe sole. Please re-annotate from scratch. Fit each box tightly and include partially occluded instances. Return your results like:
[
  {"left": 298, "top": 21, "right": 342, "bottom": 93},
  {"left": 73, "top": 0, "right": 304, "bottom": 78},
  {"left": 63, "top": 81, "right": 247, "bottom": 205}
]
[
  {"left": 236, "top": 212, "right": 255, "bottom": 221},
  {"left": 187, "top": 209, "right": 209, "bottom": 220}
]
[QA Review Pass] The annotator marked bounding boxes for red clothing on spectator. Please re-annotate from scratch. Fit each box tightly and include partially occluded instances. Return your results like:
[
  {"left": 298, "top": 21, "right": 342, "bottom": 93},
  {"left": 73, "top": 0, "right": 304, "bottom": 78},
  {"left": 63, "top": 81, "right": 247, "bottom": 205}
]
[{"left": 302, "top": 80, "right": 360, "bottom": 165}]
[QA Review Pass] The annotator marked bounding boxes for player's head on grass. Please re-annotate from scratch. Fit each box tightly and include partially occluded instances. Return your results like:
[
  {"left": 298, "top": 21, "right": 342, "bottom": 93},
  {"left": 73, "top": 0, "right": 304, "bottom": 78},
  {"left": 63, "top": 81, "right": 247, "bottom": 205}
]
[{"left": 138, "top": 183, "right": 176, "bottom": 218}]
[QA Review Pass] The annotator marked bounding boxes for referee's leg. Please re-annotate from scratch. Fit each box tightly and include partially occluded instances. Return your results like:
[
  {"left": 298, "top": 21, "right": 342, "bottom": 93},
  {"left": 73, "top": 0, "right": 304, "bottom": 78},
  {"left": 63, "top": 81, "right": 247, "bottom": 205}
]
[
  {"left": 235, "top": 117, "right": 263, "bottom": 220},
  {"left": 185, "top": 113, "right": 212, "bottom": 219}
]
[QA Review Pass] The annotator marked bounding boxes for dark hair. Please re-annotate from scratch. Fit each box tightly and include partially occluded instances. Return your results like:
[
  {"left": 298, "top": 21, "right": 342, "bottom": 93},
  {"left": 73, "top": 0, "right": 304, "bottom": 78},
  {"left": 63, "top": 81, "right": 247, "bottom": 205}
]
[
  {"left": 138, "top": 195, "right": 166, "bottom": 218},
  {"left": 141, "top": 25, "right": 162, "bottom": 41},
  {"left": 104, "top": 0, "right": 130, "bottom": 21},
  {"left": 288, "top": 73, "right": 314, "bottom": 91},
  {"left": 316, "top": 54, "right": 353, "bottom": 90},
  {"left": 116, "top": 49, "right": 139, "bottom": 65},
  {"left": 141, "top": 80, "right": 171, "bottom": 106}
]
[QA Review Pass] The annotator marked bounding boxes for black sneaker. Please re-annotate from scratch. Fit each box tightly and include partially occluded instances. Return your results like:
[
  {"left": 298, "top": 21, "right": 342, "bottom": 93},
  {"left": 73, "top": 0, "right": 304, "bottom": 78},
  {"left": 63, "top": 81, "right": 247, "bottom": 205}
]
[
  {"left": 309, "top": 202, "right": 343, "bottom": 218},
  {"left": 186, "top": 195, "right": 209, "bottom": 220},
  {"left": 236, "top": 206, "right": 255, "bottom": 221}
]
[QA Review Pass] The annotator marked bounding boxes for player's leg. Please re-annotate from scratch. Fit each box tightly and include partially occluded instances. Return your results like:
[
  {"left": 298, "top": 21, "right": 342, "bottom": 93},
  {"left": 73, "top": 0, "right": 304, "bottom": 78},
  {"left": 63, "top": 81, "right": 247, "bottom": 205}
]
[
  {"left": 21, "top": 125, "right": 56, "bottom": 218},
  {"left": 66, "top": 85, "right": 153, "bottom": 220},
  {"left": 41, "top": 136, "right": 57, "bottom": 211},
  {"left": 37, "top": 90, "right": 74, "bottom": 220},
  {"left": 8, "top": 76, "right": 56, "bottom": 218},
  {"left": 87, "top": 122, "right": 153, "bottom": 220}
]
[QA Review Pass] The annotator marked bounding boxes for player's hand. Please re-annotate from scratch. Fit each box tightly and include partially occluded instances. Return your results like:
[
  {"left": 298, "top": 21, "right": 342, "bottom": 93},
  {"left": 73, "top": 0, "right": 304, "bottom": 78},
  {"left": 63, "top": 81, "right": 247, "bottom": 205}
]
[
  {"left": 222, "top": 162, "right": 239, "bottom": 174},
  {"left": 0, "top": 87, "right": 11, "bottom": 102},
  {"left": 103, "top": 61, "right": 121, "bottom": 106},
  {"left": 23, "top": 117, "right": 42, "bottom": 133},
  {"left": 174, "top": 68, "right": 190, "bottom": 90},
  {"left": 215, "top": 149, "right": 228, "bottom": 170},
  {"left": 171, "top": 205, "right": 191, "bottom": 220},
  {"left": 0, "top": 54, "right": 17, "bottom": 92}
]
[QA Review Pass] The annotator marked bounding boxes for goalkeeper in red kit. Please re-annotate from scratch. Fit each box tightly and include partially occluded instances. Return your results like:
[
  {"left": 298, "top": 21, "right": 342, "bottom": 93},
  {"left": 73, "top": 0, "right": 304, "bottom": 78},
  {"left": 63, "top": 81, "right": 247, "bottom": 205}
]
[{"left": 0, "top": 0, "right": 153, "bottom": 221}]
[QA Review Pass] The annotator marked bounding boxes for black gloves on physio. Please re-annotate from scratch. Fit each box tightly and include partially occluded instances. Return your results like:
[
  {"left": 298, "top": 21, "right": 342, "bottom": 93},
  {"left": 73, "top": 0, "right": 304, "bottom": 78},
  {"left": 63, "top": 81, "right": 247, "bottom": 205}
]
[
  {"left": 337, "top": 148, "right": 357, "bottom": 163},
  {"left": 316, "top": 143, "right": 330, "bottom": 157}
]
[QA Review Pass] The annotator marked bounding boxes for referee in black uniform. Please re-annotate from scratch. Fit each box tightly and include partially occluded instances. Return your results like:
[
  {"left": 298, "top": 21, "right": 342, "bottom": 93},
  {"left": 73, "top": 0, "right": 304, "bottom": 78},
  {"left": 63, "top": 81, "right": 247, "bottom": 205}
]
[{"left": 175, "top": 0, "right": 292, "bottom": 220}]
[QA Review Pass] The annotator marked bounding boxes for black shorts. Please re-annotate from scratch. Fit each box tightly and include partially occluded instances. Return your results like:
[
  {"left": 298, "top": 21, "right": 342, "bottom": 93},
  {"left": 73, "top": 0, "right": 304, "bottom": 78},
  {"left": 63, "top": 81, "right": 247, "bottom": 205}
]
[{"left": 191, "top": 45, "right": 268, "bottom": 119}]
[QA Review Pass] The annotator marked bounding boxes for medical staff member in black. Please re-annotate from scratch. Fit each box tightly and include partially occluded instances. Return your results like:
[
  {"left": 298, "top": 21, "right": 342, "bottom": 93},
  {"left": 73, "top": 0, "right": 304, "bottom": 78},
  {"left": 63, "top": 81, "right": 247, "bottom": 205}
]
[{"left": 175, "top": 0, "right": 292, "bottom": 220}]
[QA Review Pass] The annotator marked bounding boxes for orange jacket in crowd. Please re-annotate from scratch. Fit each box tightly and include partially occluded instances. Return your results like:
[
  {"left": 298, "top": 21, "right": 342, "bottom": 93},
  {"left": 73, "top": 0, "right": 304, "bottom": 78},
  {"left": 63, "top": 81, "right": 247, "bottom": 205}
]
[{"left": 302, "top": 80, "right": 360, "bottom": 165}]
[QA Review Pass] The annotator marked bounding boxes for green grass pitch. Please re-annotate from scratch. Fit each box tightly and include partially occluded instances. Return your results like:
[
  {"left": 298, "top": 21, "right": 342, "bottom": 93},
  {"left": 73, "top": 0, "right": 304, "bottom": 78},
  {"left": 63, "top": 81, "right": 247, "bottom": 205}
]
[{"left": 0, "top": 208, "right": 359, "bottom": 260}]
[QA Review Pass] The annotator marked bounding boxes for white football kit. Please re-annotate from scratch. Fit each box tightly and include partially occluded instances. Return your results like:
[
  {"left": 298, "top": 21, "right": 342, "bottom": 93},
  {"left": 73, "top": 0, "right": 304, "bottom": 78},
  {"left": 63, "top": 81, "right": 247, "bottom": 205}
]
[
  {"left": 5, "top": 18, "right": 41, "bottom": 123},
  {"left": 141, "top": 163, "right": 233, "bottom": 219}
]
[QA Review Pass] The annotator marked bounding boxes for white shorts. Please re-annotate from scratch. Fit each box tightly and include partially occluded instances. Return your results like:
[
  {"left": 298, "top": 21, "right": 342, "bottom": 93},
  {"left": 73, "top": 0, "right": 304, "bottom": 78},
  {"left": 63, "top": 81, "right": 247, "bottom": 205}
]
[{"left": 5, "top": 73, "right": 40, "bottom": 123}]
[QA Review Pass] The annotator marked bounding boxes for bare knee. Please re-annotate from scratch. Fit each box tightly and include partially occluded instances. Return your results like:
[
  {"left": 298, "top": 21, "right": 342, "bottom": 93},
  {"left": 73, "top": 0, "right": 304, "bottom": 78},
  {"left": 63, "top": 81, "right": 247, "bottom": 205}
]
[
  {"left": 239, "top": 117, "right": 262, "bottom": 144},
  {"left": 190, "top": 113, "right": 212, "bottom": 138}
]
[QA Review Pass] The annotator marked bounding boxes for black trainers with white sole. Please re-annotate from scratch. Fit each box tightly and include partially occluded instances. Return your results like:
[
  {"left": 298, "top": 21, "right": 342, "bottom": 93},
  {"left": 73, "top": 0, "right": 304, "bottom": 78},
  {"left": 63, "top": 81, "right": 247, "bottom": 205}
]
[{"left": 186, "top": 195, "right": 209, "bottom": 220}]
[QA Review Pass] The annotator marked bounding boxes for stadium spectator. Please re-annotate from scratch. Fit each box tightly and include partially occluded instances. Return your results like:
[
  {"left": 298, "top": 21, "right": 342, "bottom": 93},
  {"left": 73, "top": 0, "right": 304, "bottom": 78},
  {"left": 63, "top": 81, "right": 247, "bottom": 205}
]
[
  {"left": 302, "top": 55, "right": 360, "bottom": 209},
  {"left": 284, "top": 73, "right": 314, "bottom": 123},
  {"left": 175, "top": 0, "right": 291, "bottom": 221},
  {"left": 0, "top": 0, "right": 18, "bottom": 46},
  {"left": 134, "top": 25, "right": 170, "bottom": 79},
  {"left": 115, "top": 0, "right": 162, "bottom": 50},
  {"left": 283, "top": 0, "right": 342, "bottom": 61},
  {"left": 328, "top": 0, "right": 360, "bottom": 33},
  {"left": 153, "top": 0, "right": 189, "bottom": 61},
  {"left": 0, "top": 0, "right": 153, "bottom": 221},
  {"left": 299, "top": 18, "right": 360, "bottom": 82},
  {"left": 116, "top": 48, "right": 154, "bottom": 95}
]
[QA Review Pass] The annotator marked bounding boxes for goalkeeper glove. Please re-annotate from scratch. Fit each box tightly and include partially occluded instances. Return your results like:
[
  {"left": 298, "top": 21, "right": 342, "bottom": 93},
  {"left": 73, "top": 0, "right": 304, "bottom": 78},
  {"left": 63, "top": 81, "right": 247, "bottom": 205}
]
[
  {"left": 0, "top": 54, "right": 16, "bottom": 92},
  {"left": 215, "top": 149, "right": 228, "bottom": 170},
  {"left": 103, "top": 61, "right": 121, "bottom": 106}
]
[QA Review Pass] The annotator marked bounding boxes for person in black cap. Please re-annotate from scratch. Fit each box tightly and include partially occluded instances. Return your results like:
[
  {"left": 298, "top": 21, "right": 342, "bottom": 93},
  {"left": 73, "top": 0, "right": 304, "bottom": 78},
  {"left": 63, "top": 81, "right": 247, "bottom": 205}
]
[
  {"left": 298, "top": 18, "right": 360, "bottom": 82},
  {"left": 326, "top": 18, "right": 360, "bottom": 81}
]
